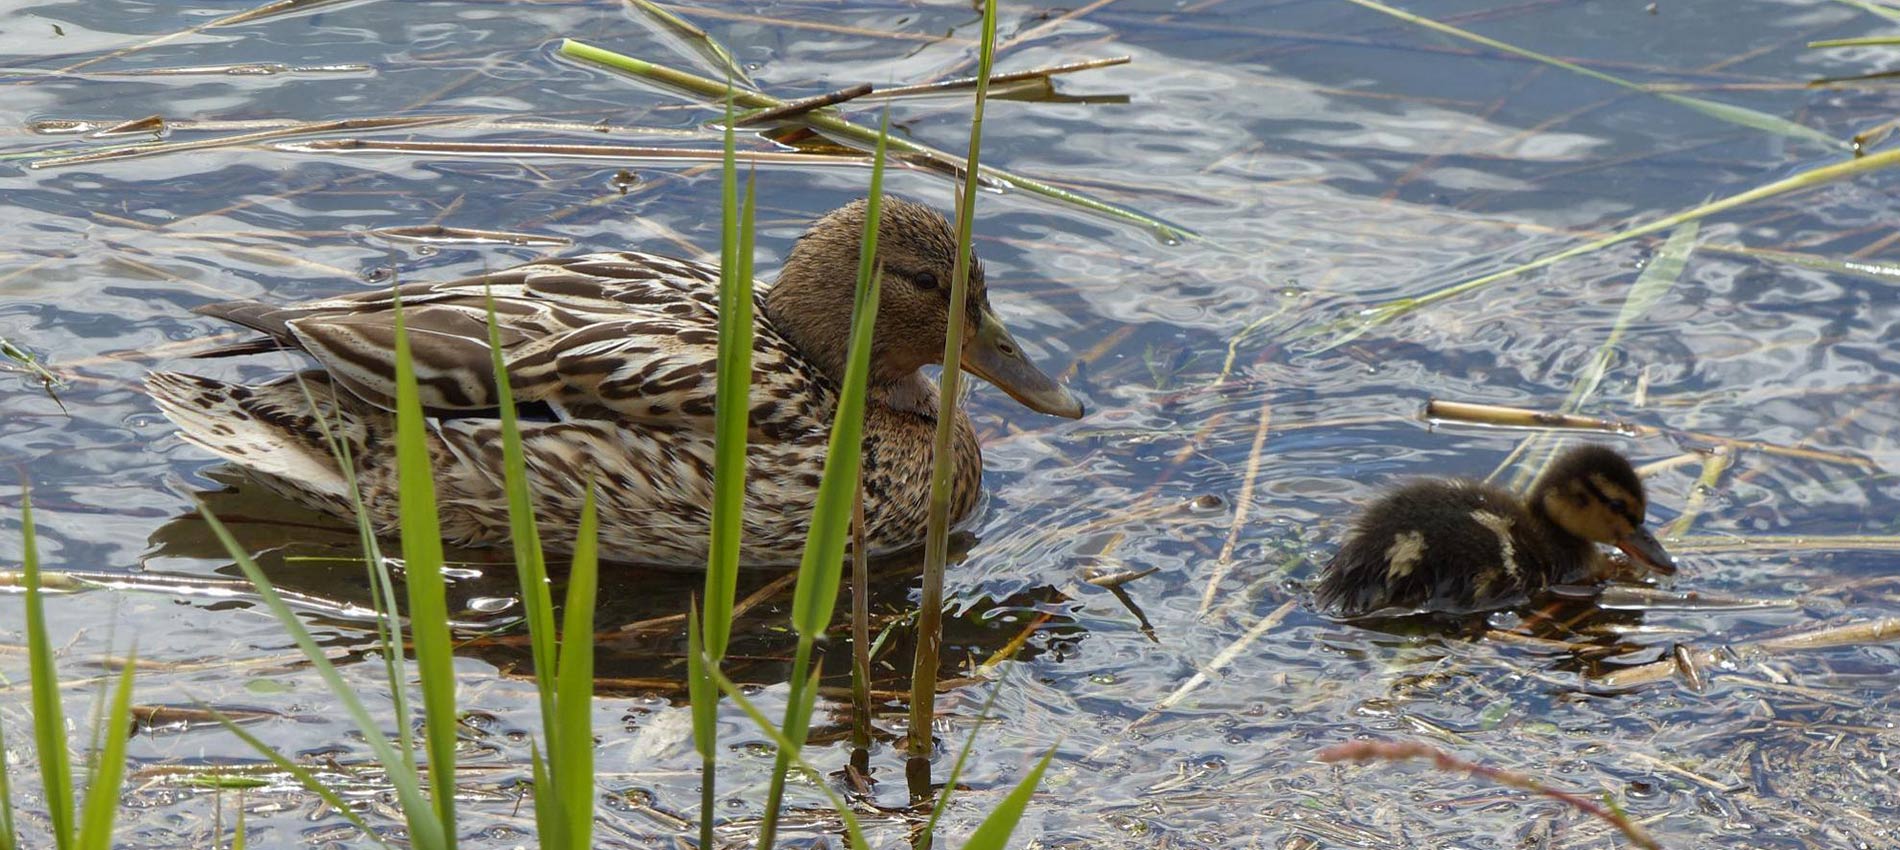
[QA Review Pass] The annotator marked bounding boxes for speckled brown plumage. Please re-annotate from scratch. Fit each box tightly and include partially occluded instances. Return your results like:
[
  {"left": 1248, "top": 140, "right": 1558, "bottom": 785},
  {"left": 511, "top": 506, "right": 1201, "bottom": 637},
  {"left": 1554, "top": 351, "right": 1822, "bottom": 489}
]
[
  {"left": 1314, "top": 445, "right": 1676, "bottom": 617},
  {"left": 145, "top": 198, "right": 1082, "bottom": 566}
]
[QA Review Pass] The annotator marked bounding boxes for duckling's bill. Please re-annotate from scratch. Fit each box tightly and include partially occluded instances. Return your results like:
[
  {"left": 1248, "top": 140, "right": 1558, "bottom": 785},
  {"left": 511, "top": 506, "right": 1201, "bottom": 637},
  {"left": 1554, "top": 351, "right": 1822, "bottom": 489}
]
[
  {"left": 962, "top": 306, "right": 1084, "bottom": 419},
  {"left": 1618, "top": 526, "right": 1677, "bottom": 575}
]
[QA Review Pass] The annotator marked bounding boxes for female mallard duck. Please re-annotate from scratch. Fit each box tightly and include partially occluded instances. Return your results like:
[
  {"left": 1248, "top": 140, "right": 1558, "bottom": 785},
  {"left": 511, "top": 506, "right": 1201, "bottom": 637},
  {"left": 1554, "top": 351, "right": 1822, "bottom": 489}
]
[
  {"left": 145, "top": 198, "right": 1084, "bottom": 566},
  {"left": 1314, "top": 445, "right": 1676, "bottom": 618}
]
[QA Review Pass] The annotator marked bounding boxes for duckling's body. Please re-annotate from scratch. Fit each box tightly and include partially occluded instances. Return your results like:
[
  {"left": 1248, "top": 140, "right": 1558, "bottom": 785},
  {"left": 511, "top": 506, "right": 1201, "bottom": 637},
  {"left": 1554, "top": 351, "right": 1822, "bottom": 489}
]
[
  {"left": 144, "top": 198, "right": 1084, "bottom": 566},
  {"left": 1315, "top": 445, "right": 1675, "bottom": 618}
]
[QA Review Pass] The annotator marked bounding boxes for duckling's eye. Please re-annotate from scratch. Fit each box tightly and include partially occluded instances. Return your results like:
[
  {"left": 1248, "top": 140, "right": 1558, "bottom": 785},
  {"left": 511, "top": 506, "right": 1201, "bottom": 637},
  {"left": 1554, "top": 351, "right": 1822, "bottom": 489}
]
[
  {"left": 1607, "top": 498, "right": 1629, "bottom": 514},
  {"left": 913, "top": 271, "right": 940, "bottom": 291}
]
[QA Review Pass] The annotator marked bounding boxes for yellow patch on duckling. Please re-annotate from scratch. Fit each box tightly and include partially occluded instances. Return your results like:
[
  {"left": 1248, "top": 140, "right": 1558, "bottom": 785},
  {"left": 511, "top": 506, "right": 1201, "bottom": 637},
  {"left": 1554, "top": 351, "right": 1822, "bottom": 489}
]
[{"left": 1383, "top": 530, "right": 1428, "bottom": 580}]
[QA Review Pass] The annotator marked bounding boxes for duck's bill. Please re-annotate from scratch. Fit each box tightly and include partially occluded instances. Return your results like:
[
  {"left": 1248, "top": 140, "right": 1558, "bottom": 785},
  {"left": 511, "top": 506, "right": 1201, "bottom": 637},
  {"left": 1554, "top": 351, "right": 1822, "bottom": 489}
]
[
  {"left": 1616, "top": 527, "right": 1677, "bottom": 575},
  {"left": 962, "top": 308, "right": 1085, "bottom": 419}
]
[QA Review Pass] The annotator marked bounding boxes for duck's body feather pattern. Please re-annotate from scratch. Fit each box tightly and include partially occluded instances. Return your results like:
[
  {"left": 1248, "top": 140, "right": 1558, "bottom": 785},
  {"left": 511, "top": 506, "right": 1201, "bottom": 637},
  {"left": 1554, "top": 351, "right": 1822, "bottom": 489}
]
[
  {"left": 1314, "top": 477, "right": 1593, "bottom": 617},
  {"left": 148, "top": 250, "right": 981, "bottom": 566}
]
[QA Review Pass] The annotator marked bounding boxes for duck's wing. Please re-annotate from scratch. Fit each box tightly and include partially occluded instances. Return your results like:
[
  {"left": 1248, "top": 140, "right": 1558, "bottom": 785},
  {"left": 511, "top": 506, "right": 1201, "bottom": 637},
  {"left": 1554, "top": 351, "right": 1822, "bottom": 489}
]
[{"left": 192, "top": 252, "right": 827, "bottom": 436}]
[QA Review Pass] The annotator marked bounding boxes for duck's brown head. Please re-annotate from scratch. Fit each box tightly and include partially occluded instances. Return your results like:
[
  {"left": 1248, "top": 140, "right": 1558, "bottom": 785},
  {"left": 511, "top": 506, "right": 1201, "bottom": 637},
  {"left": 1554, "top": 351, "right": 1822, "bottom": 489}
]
[
  {"left": 1531, "top": 444, "right": 1676, "bottom": 574},
  {"left": 765, "top": 198, "right": 1083, "bottom": 419}
]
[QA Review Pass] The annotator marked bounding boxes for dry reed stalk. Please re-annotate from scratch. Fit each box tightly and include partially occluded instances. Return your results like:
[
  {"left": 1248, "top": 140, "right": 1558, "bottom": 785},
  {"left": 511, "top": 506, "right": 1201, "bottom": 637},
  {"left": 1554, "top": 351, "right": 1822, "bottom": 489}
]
[
  {"left": 1316, "top": 739, "right": 1664, "bottom": 850},
  {"left": 1196, "top": 398, "right": 1272, "bottom": 616},
  {"left": 29, "top": 116, "right": 465, "bottom": 169},
  {"left": 1426, "top": 399, "right": 1876, "bottom": 469}
]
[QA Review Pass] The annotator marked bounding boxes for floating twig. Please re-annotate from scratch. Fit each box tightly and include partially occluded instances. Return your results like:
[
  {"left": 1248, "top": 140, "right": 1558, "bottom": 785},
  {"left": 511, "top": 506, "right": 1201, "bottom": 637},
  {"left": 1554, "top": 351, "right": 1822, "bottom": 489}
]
[
  {"left": 732, "top": 84, "right": 874, "bottom": 126},
  {"left": 278, "top": 138, "right": 866, "bottom": 166},
  {"left": 368, "top": 225, "right": 572, "bottom": 248}
]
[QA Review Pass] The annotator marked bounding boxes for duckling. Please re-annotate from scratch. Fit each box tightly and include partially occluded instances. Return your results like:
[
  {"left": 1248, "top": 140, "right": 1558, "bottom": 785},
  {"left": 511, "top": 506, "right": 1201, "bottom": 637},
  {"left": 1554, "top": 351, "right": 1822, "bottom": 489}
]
[
  {"left": 144, "top": 198, "right": 1085, "bottom": 566},
  {"left": 1314, "top": 445, "right": 1675, "bottom": 618}
]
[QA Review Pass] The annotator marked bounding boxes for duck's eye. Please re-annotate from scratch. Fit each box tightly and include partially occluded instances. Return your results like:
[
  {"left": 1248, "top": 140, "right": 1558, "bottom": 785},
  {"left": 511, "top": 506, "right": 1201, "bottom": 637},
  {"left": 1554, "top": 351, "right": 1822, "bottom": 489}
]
[
  {"left": 1607, "top": 498, "right": 1629, "bottom": 514},
  {"left": 914, "top": 271, "right": 940, "bottom": 291}
]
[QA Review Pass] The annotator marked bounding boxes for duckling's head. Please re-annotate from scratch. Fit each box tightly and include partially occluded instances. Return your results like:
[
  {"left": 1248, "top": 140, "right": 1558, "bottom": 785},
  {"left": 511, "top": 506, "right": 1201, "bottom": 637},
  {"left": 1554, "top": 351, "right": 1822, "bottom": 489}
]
[
  {"left": 766, "top": 198, "right": 1084, "bottom": 419},
  {"left": 1530, "top": 445, "right": 1676, "bottom": 575}
]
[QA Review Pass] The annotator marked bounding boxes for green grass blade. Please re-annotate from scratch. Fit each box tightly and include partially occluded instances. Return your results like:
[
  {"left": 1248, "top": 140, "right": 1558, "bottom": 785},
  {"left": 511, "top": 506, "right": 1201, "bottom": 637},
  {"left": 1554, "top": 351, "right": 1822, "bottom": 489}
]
[
  {"left": 1569, "top": 219, "right": 1698, "bottom": 409},
  {"left": 74, "top": 648, "right": 134, "bottom": 850},
  {"left": 1810, "top": 35, "right": 1900, "bottom": 47},
  {"left": 789, "top": 117, "right": 887, "bottom": 638},
  {"left": 756, "top": 111, "right": 891, "bottom": 847},
  {"left": 955, "top": 747, "right": 1056, "bottom": 850},
  {"left": 1341, "top": 0, "right": 1842, "bottom": 150},
  {"left": 483, "top": 293, "right": 554, "bottom": 702},
  {"left": 624, "top": 0, "right": 756, "bottom": 89},
  {"left": 705, "top": 88, "right": 753, "bottom": 663},
  {"left": 1829, "top": 0, "right": 1900, "bottom": 24},
  {"left": 0, "top": 708, "right": 17, "bottom": 850},
  {"left": 1490, "top": 220, "right": 1699, "bottom": 488},
  {"left": 554, "top": 39, "right": 1194, "bottom": 243},
  {"left": 233, "top": 792, "right": 246, "bottom": 850},
  {"left": 479, "top": 292, "right": 562, "bottom": 846},
  {"left": 707, "top": 664, "right": 871, "bottom": 850},
  {"left": 282, "top": 374, "right": 415, "bottom": 771},
  {"left": 20, "top": 490, "right": 75, "bottom": 850},
  {"left": 756, "top": 637, "right": 815, "bottom": 849},
  {"left": 686, "top": 603, "right": 718, "bottom": 849},
  {"left": 388, "top": 292, "right": 460, "bottom": 843},
  {"left": 528, "top": 743, "right": 554, "bottom": 848},
  {"left": 554, "top": 484, "right": 599, "bottom": 850},
  {"left": 203, "top": 706, "right": 384, "bottom": 843},
  {"left": 923, "top": 673, "right": 1010, "bottom": 842},
  {"left": 912, "top": 0, "right": 998, "bottom": 771},
  {"left": 193, "top": 504, "right": 448, "bottom": 850},
  {"left": 1307, "top": 145, "right": 1900, "bottom": 352}
]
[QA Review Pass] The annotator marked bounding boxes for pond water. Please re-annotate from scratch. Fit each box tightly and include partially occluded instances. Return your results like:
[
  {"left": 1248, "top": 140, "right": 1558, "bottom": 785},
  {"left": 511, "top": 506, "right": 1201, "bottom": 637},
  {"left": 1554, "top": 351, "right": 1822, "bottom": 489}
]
[{"left": 3, "top": 0, "right": 1899, "bottom": 847}]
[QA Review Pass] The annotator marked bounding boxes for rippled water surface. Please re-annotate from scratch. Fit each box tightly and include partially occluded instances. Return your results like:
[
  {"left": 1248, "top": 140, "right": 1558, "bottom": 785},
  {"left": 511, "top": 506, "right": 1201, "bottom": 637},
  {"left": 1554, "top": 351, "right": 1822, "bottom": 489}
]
[{"left": 3, "top": 0, "right": 1899, "bottom": 847}]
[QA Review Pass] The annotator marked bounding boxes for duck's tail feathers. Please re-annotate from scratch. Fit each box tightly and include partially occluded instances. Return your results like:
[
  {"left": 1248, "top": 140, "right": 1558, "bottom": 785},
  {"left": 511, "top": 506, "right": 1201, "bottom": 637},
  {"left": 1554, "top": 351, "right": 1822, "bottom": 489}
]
[{"left": 144, "top": 371, "right": 357, "bottom": 507}]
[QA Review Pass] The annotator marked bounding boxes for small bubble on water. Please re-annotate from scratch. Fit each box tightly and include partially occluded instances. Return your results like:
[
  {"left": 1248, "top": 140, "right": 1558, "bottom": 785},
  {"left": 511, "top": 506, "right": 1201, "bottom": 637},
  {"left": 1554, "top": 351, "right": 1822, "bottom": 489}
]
[
  {"left": 416, "top": 244, "right": 438, "bottom": 256},
  {"left": 1089, "top": 672, "right": 1119, "bottom": 685}
]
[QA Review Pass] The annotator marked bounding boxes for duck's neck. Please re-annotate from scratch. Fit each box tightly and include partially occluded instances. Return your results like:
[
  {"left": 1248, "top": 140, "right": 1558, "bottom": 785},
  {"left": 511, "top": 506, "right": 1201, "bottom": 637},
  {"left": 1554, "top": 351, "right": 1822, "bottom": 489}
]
[
  {"left": 1526, "top": 490, "right": 1603, "bottom": 583},
  {"left": 865, "top": 371, "right": 984, "bottom": 531}
]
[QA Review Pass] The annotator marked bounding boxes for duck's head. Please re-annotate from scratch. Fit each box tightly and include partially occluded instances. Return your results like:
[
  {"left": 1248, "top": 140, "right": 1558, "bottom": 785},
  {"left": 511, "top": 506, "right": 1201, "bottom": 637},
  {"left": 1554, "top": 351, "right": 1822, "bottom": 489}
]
[
  {"left": 1530, "top": 445, "right": 1676, "bottom": 575},
  {"left": 765, "top": 198, "right": 1084, "bottom": 419}
]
